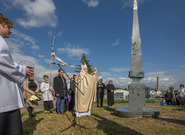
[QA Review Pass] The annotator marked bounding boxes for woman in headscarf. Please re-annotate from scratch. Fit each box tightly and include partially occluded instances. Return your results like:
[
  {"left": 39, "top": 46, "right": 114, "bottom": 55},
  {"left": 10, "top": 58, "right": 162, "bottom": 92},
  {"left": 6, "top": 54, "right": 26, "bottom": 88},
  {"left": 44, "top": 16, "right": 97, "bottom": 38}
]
[
  {"left": 106, "top": 80, "right": 115, "bottom": 106},
  {"left": 23, "top": 73, "right": 39, "bottom": 118}
]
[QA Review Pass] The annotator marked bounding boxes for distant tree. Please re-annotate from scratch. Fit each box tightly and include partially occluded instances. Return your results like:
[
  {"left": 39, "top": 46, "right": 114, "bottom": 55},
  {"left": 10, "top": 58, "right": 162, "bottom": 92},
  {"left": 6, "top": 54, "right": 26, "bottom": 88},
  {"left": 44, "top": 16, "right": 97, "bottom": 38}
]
[
  {"left": 115, "top": 87, "right": 122, "bottom": 90},
  {"left": 75, "top": 53, "right": 94, "bottom": 74}
]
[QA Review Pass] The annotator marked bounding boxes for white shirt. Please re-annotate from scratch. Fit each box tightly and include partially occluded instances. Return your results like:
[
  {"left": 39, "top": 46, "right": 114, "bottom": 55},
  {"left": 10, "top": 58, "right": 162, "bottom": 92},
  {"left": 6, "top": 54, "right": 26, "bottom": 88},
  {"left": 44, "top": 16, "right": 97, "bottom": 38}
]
[
  {"left": 0, "top": 36, "right": 26, "bottom": 113},
  {"left": 178, "top": 88, "right": 185, "bottom": 98},
  {"left": 40, "top": 81, "right": 54, "bottom": 101}
]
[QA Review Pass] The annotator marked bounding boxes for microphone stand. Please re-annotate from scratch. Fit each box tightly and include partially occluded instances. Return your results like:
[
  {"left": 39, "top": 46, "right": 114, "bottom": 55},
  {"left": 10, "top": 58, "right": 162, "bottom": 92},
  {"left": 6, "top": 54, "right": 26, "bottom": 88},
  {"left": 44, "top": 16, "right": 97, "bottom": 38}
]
[
  {"left": 51, "top": 62, "right": 87, "bottom": 132},
  {"left": 52, "top": 62, "right": 84, "bottom": 96}
]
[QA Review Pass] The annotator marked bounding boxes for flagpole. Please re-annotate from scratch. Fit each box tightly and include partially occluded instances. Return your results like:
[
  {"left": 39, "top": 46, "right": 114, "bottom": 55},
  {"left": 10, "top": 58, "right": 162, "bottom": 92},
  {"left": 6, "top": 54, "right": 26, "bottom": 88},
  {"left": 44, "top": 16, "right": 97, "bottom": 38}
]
[{"left": 49, "top": 36, "right": 55, "bottom": 88}]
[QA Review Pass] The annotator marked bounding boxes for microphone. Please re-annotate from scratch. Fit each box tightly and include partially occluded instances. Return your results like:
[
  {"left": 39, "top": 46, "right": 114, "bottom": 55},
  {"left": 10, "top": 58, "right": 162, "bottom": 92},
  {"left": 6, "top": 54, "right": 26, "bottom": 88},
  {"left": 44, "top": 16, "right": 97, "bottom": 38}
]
[{"left": 51, "top": 62, "right": 60, "bottom": 65}]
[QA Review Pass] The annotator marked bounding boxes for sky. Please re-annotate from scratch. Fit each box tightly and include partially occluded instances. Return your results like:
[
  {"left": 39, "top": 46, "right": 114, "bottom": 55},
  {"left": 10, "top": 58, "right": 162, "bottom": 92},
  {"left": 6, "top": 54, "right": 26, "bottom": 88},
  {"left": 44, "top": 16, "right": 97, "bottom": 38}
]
[{"left": 1, "top": 0, "right": 185, "bottom": 89}]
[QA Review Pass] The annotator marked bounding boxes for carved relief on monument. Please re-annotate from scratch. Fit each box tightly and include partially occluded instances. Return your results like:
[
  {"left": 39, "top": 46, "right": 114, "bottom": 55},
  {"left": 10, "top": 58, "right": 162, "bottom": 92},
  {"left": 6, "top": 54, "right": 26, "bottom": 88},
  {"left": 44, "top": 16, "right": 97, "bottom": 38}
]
[
  {"left": 129, "top": 71, "right": 144, "bottom": 78},
  {"left": 128, "top": 83, "right": 146, "bottom": 96},
  {"left": 132, "top": 39, "right": 141, "bottom": 55},
  {"left": 132, "top": 42, "right": 138, "bottom": 55}
]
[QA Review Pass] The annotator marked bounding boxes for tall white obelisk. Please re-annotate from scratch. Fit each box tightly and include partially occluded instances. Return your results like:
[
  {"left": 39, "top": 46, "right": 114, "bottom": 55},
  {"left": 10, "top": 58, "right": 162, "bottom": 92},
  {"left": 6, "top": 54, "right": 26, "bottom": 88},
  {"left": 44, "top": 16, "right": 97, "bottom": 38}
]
[
  {"left": 129, "top": 0, "right": 144, "bottom": 79},
  {"left": 115, "top": 0, "right": 160, "bottom": 118}
]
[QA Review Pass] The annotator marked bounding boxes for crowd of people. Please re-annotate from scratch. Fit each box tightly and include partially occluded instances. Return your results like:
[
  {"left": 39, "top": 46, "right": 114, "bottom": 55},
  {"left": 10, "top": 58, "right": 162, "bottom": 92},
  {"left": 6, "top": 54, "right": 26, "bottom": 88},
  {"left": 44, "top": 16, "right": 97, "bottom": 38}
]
[
  {"left": 19, "top": 61, "right": 116, "bottom": 119},
  {"left": 1, "top": 12, "right": 185, "bottom": 135},
  {"left": 161, "top": 84, "right": 185, "bottom": 106},
  {"left": 21, "top": 72, "right": 116, "bottom": 117},
  {"left": 0, "top": 13, "right": 99, "bottom": 135}
]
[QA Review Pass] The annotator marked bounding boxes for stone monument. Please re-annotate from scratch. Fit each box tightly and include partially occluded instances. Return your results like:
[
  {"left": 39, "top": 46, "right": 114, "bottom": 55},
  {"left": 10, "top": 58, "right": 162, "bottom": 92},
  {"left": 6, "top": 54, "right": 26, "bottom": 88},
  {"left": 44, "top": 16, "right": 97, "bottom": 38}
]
[{"left": 115, "top": 0, "right": 160, "bottom": 117}]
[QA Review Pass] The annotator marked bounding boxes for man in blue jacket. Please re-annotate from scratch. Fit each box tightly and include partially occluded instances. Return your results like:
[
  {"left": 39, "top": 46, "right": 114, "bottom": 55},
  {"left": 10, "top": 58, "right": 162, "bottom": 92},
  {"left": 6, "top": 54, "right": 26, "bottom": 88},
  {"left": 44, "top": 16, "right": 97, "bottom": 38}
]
[{"left": 0, "top": 13, "right": 33, "bottom": 135}]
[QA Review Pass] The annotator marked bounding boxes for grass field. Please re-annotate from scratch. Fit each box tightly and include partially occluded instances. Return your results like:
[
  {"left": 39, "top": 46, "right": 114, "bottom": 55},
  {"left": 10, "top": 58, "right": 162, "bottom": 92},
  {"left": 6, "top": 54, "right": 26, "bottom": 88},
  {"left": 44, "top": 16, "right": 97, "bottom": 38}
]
[{"left": 21, "top": 105, "right": 185, "bottom": 135}]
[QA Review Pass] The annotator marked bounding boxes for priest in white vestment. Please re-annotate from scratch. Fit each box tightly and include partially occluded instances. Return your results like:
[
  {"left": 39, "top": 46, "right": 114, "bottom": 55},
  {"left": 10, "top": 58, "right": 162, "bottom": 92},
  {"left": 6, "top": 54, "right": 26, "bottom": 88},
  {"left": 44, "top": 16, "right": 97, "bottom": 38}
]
[{"left": 75, "top": 64, "right": 97, "bottom": 117}]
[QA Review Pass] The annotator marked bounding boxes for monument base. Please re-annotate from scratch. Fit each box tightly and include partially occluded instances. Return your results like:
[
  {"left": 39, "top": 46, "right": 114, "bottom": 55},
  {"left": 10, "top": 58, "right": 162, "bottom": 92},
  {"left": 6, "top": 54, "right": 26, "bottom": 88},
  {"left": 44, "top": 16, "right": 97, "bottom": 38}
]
[{"left": 115, "top": 107, "right": 160, "bottom": 118}]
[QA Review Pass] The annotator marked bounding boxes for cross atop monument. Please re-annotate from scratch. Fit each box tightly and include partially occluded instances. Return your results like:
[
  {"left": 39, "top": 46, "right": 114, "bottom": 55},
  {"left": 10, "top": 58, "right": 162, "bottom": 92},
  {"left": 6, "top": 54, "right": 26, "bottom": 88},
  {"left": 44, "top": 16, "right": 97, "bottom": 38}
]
[{"left": 133, "top": 0, "right": 138, "bottom": 10}]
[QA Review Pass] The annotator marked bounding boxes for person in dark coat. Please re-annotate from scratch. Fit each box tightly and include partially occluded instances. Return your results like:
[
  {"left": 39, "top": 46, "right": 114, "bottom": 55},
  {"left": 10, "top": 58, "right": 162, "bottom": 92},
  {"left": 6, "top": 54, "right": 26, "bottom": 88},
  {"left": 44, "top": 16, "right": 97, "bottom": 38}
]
[
  {"left": 106, "top": 80, "right": 115, "bottom": 106},
  {"left": 69, "top": 74, "right": 77, "bottom": 111},
  {"left": 53, "top": 69, "right": 68, "bottom": 114},
  {"left": 97, "top": 78, "right": 105, "bottom": 107},
  {"left": 164, "top": 89, "right": 173, "bottom": 105}
]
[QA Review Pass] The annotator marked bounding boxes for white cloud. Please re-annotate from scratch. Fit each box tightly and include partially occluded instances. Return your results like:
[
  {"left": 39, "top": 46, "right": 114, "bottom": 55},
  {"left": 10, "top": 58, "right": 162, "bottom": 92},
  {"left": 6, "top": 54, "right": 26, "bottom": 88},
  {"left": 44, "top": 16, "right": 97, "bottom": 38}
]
[
  {"left": 7, "top": 40, "right": 47, "bottom": 82},
  {"left": 145, "top": 71, "right": 166, "bottom": 77},
  {"left": 38, "top": 55, "right": 45, "bottom": 58},
  {"left": 44, "top": 59, "right": 51, "bottom": 64},
  {"left": 1, "top": 0, "right": 13, "bottom": 10},
  {"left": 142, "top": 71, "right": 181, "bottom": 89},
  {"left": 9, "top": 0, "right": 57, "bottom": 28},
  {"left": 6, "top": 39, "right": 73, "bottom": 83},
  {"left": 58, "top": 31, "right": 63, "bottom": 37},
  {"left": 119, "top": 77, "right": 127, "bottom": 80},
  {"left": 82, "top": 0, "right": 100, "bottom": 7},
  {"left": 58, "top": 42, "right": 90, "bottom": 57},
  {"left": 99, "top": 72, "right": 112, "bottom": 78},
  {"left": 111, "top": 38, "right": 120, "bottom": 46},
  {"left": 181, "top": 65, "right": 185, "bottom": 68},
  {"left": 121, "top": 0, "right": 151, "bottom": 10},
  {"left": 98, "top": 75, "right": 131, "bottom": 88},
  {"left": 48, "top": 31, "right": 53, "bottom": 37},
  {"left": 109, "top": 67, "right": 129, "bottom": 72},
  {"left": 98, "top": 70, "right": 185, "bottom": 89},
  {"left": 11, "top": 29, "right": 40, "bottom": 50}
]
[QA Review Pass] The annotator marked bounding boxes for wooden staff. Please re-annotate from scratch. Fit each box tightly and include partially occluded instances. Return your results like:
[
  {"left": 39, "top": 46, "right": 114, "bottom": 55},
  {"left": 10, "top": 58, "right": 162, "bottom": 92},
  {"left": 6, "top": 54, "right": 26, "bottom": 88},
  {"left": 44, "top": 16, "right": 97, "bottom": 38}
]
[{"left": 49, "top": 36, "right": 55, "bottom": 88}]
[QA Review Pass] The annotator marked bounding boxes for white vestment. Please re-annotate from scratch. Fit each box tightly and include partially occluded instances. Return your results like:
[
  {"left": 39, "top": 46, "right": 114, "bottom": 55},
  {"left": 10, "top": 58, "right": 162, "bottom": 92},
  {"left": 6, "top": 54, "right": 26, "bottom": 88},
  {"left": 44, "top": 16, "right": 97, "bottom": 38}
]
[
  {"left": 75, "top": 69, "right": 97, "bottom": 117},
  {"left": 40, "top": 82, "right": 54, "bottom": 101},
  {"left": 0, "top": 36, "right": 26, "bottom": 113}
]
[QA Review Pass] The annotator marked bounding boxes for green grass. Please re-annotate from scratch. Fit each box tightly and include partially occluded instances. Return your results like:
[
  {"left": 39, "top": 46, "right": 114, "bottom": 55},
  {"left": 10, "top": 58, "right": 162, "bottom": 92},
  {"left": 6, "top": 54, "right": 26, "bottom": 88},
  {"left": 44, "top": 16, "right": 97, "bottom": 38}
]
[{"left": 21, "top": 105, "right": 185, "bottom": 135}]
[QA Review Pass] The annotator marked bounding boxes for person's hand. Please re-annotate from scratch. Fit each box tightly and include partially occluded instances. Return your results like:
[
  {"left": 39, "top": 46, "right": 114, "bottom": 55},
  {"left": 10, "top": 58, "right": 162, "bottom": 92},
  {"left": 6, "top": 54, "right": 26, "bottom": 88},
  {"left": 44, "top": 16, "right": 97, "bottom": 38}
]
[
  {"left": 94, "top": 67, "right": 97, "bottom": 73},
  {"left": 56, "top": 94, "right": 59, "bottom": 97},
  {"left": 25, "top": 65, "right": 33, "bottom": 78},
  {"left": 111, "top": 90, "right": 113, "bottom": 92},
  {"left": 32, "top": 92, "right": 36, "bottom": 95}
]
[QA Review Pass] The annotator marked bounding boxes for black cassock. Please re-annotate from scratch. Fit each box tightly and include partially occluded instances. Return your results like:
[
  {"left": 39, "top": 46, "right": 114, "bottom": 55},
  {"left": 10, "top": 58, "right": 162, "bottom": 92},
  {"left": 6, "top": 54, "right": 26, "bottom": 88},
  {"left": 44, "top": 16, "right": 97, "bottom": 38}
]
[
  {"left": 68, "top": 80, "right": 76, "bottom": 111},
  {"left": 106, "top": 84, "right": 115, "bottom": 106}
]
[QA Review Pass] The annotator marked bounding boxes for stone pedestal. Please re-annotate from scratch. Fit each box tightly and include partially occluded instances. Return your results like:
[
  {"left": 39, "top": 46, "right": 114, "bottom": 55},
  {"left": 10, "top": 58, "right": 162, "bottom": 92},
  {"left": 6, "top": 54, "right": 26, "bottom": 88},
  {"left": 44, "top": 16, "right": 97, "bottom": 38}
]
[
  {"left": 115, "top": 107, "right": 160, "bottom": 118},
  {"left": 128, "top": 82, "right": 146, "bottom": 117},
  {"left": 115, "top": 80, "right": 160, "bottom": 118}
]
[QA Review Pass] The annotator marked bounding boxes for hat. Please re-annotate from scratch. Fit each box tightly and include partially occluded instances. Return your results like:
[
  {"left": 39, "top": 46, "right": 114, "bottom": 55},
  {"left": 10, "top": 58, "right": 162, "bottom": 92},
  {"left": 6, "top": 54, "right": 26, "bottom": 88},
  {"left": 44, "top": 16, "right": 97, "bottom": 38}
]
[{"left": 81, "top": 64, "right": 87, "bottom": 69}]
